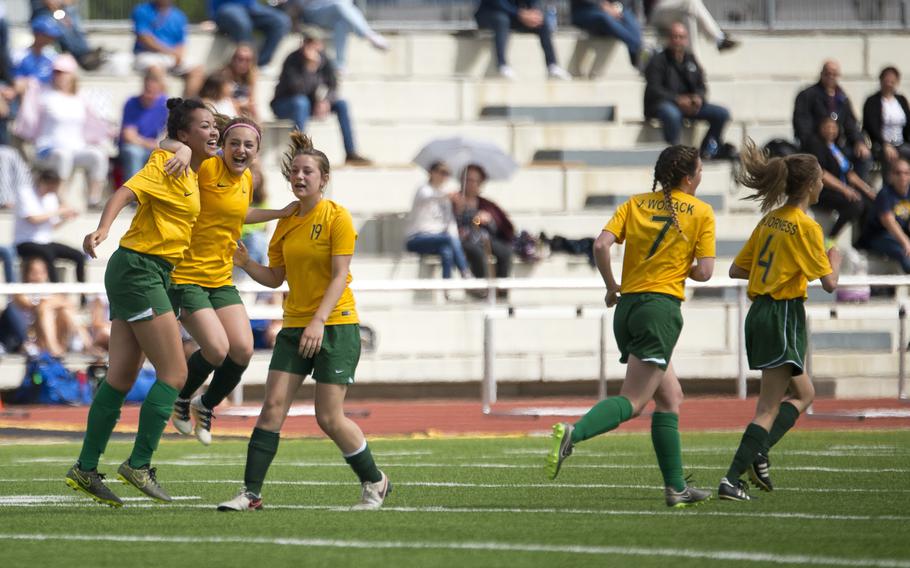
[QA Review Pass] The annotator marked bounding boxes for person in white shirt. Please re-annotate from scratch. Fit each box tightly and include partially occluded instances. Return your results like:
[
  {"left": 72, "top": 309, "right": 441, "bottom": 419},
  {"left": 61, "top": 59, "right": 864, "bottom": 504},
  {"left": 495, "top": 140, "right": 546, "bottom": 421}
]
[
  {"left": 0, "top": 146, "right": 32, "bottom": 282},
  {"left": 863, "top": 66, "right": 910, "bottom": 174}
]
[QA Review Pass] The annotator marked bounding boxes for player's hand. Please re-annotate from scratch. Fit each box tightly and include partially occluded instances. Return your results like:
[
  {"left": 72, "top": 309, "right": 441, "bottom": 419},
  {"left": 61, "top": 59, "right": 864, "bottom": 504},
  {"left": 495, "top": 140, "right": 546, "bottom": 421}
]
[
  {"left": 83, "top": 229, "right": 108, "bottom": 259},
  {"left": 605, "top": 286, "right": 620, "bottom": 308},
  {"left": 299, "top": 320, "right": 325, "bottom": 358},
  {"left": 233, "top": 240, "right": 250, "bottom": 269},
  {"left": 164, "top": 145, "right": 192, "bottom": 177},
  {"left": 280, "top": 200, "right": 299, "bottom": 217}
]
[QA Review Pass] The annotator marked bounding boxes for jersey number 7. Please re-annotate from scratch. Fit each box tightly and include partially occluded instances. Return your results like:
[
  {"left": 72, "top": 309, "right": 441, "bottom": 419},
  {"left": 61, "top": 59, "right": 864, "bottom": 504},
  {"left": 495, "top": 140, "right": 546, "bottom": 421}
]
[
  {"left": 647, "top": 215, "right": 673, "bottom": 259},
  {"left": 757, "top": 235, "right": 774, "bottom": 283}
]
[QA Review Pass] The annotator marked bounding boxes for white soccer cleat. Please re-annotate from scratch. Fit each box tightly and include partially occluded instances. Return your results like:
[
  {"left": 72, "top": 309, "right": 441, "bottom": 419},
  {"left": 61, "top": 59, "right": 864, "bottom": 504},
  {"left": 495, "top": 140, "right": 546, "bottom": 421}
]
[
  {"left": 171, "top": 398, "right": 192, "bottom": 435},
  {"left": 190, "top": 396, "right": 214, "bottom": 446},
  {"left": 351, "top": 471, "right": 392, "bottom": 510},
  {"left": 217, "top": 487, "right": 263, "bottom": 512}
]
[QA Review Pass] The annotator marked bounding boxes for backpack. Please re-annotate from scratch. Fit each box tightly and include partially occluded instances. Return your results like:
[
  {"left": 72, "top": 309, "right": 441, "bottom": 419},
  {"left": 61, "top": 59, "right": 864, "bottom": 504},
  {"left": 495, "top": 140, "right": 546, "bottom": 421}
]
[{"left": 15, "top": 352, "right": 92, "bottom": 405}]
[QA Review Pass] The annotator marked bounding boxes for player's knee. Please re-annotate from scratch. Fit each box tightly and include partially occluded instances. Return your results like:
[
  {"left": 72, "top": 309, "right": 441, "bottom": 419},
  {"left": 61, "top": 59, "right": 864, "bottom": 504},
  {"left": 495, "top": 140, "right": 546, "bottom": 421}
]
[
  {"left": 257, "top": 398, "right": 286, "bottom": 430},
  {"left": 315, "top": 410, "right": 342, "bottom": 436},
  {"left": 229, "top": 342, "right": 254, "bottom": 366}
]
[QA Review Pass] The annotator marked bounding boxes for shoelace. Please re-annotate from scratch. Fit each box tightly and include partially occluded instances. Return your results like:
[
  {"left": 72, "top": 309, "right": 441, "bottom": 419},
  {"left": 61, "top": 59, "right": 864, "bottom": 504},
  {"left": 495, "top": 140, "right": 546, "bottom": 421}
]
[
  {"left": 147, "top": 467, "right": 159, "bottom": 485},
  {"left": 175, "top": 401, "right": 190, "bottom": 420},
  {"left": 197, "top": 409, "right": 215, "bottom": 430}
]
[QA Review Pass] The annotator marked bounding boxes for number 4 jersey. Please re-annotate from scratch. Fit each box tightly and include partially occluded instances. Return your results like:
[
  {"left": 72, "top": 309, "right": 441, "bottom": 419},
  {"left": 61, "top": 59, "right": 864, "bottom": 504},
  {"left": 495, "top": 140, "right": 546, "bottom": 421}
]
[
  {"left": 604, "top": 189, "right": 716, "bottom": 301},
  {"left": 733, "top": 205, "right": 832, "bottom": 301},
  {"left": 268, "top": 199, "right": 359, "bottom": 328}
]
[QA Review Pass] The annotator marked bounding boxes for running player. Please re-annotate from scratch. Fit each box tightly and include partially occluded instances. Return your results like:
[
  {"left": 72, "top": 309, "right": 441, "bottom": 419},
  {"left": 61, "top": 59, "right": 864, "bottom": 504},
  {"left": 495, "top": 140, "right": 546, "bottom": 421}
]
[
  {"left": 217, "top": 132, "right": 390, "bottom": 511},
  {"left": 545, "top": 145, "right": 716, "bottom": 508},
  {"left": 718, "top": 139, "right": 841, "bottom": 501},
  {"left": 64, "top": 98, "right": 219, "bottom": 507}
]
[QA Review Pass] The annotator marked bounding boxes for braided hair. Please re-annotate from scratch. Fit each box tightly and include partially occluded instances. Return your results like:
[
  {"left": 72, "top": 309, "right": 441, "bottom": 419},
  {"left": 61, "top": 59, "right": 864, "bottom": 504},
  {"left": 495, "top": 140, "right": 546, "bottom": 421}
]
[
  {"left": 737, "top": 138, "right": 821, "bottom": 213},
  {"left": 281, "top": 131, "right": 330, "bottom": 184},
  {"left": 650, "top": 145, "right": 700, "bottom": 239}
]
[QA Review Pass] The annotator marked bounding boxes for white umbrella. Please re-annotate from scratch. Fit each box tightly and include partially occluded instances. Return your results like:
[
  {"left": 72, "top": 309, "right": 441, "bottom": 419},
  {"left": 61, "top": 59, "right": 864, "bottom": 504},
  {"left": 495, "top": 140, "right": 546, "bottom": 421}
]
[{"left": 413, "top": 136, "right": 518, "bottom": 181}]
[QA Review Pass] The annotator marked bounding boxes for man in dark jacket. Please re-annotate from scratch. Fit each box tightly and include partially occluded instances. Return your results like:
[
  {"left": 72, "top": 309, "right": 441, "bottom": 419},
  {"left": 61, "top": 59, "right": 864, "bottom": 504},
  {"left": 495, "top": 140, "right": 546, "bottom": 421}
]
[
  {"left": 644, "top": 21, "right": 730, "bottom": 158},
  {"left": 793, "top": 60, "right": 872, "bottom": 180}
]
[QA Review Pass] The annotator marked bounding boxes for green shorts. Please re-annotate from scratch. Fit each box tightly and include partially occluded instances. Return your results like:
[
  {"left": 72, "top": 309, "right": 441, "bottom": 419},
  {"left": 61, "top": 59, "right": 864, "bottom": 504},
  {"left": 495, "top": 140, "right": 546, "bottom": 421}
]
[
  {"left": 745, "top": 295, "right": 807, "bottom": 375},
  {"left": 105, "top": 247, "right": 173, "bottom": 322},
  {"left": 269, "top": 324, "right": 361, "bottom": 384},
  {"left": 169, "top": 284, "right": 244, "bottom": 318},
  {"left": 613, "top": 292, "right": 683, "bottom": 370}
]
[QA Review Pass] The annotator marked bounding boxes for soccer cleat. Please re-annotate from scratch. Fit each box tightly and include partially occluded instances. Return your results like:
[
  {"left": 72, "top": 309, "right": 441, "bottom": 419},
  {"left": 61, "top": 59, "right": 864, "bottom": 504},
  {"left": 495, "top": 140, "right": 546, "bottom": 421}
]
[
  {"left": 352, "top": 471, "right": 392, "bottom": 510},
  {"left": 117, "top": 461, "right": 173, "bottom": 503},
  {"left": 65, "top": 464, "right": 123, "bottom": 508},
  {"left": 172, "top": 397, "right": 192, "bottom": 435},
  {"left": 190, "top": 395, "right": 214, "bottom": 446},
  {"left": 544, "top": 422, "right": 574, "bottom": 480},
  {"left": 749, "top": 453, "right": 773, "bottom": 492},
  {"left": 718, "top": 477, "right": 751, "bottom": 501},
  {"left": 217, "top": 488, "right": 263, "bottom": 512},
  {"left": 665, "top": 484, "right": 712, "bottom": 508}
]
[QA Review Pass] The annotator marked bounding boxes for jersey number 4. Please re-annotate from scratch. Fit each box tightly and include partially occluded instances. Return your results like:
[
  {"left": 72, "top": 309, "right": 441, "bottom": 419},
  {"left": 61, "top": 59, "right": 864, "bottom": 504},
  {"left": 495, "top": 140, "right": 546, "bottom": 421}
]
[
  {"left": 647, "top": 215, "right": 673, "bottom": 259},
  {"left": 757, "top": 235, "right": 775, "bottom": 283}
]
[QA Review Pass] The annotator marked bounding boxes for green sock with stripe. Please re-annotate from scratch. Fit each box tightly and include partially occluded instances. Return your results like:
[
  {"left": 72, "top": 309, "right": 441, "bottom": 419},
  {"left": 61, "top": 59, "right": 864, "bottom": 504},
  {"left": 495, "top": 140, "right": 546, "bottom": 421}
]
[
  {"left": 77, "top": 381, "right": 127, "bottom": 471},
  {"left": 245, "top": 428, "right": 280, "bottom": 496},
  {"left": 768, "top": 402, "right": 801, "bottom": 449},
  {"left": 129, "top": 380, "right": 179, "bottom": 468},
  {"left": 201, "top": 357, "right": 247, "bottom": 410},
  {"left": 571, "top": 396, "right": 633, "bottom": 444},
  {"left": 344, "top": 442, "right": 383, "bottom": 483},
  {"left": 725, "top": 423, "right": 769, "bottom": 481},
  {"left": 178, "top": 350, "right": 220, "bottom": 400},
  {"left": 651, "top": 412, "right": 686, "bottom": 492}
]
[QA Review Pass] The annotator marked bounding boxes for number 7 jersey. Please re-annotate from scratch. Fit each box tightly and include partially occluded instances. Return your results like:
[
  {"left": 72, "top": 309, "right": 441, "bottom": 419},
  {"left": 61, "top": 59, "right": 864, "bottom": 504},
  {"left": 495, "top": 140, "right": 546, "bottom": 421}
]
[
  {"left": 604, "top": 188, "right": 716, "bottom": 300},
  {"left": 733, "top": 205, "right": 832, "bottom": 300}
]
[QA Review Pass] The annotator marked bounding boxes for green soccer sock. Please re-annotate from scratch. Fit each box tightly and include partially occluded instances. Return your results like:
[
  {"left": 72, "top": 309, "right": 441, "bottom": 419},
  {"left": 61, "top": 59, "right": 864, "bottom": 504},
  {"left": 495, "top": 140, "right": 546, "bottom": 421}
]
[
  {"left": 76, "top": 381, "right": 127, "bottom": 471},
  {"left": 244, "top": 428, "right": 280, "bottom": 496},
  {"left": 201, "top": 357, "right": 247, "bottom": 410},
  {"left": 725, "top": 423, "right": 770, "bottom": 481},
  {"left": 178, "top": 350, "right": 221, "bottom": 400},
  {"left": 344, "top": 442, "right": 382, "bottom": 483},
  {"left": 767, "top": 401, "right": 801, "bottom": 449},
  {"left": 571, "top": 396, "right": 634, "bottom": 444},
  {"left": 129, "top": 380, "right": 179, "bottom": 469},
  {"left": 651, "top": 412, "right": 686, "bottom": 492}
]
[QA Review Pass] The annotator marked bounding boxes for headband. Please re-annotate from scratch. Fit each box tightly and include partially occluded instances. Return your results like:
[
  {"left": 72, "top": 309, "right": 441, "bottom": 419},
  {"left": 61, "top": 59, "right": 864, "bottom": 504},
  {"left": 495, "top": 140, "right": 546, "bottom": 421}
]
[{"left": 222, "top": 123, "right": 261, "bottom": 145}]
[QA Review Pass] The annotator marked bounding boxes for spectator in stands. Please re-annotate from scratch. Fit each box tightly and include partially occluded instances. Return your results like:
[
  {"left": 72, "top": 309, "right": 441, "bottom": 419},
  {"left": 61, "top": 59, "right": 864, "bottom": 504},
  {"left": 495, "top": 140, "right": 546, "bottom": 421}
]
[
  {"left": 405, "top": 161, "right": 469, "bottom": 281},
  {"left": 119, "top": 67, "right": 169, "bottom": 181},
  {"left": 570, "top": 0, "right": 643, "bottom": 69},
  {"left": 453, "top": 164, "right": 514, "bottom": 295},
  {"left": 199, "top": 72, "right": 239, "bottom": 117},
  {"left": 794, "top": 60, "right": 872, "bottom": 181},
  {"left": 0, "top": 146, "right": 34, "bottom": 282},
  {"left": 863, "top": 66, "right": 910, "bottom": 174},
  {"left": 271, "top": 30, "right": 371, "bottom": 165},
  {"left": 30, "top": 1, "right": 105, "bottom": 71},
  {"left": 807, "top": 116, "right": 875, "bottom": 239},
  {"left": 645, "top": 0, "right": 738, "bottom": 52},
  {"left": 131, "top": 0, "right": 205, "bottom": 98},
  {"left": 14, "top": 168, "right": 85, "bottom": 283},
  {"left": 644, "top": 22, "right": 730, "bottom": 160},
  {"left": 0, "top": 8, "right": 15, "bottom": 145},
  {"left": 221, "top": 44, "right": 260, "bottom": 120},
  {"left": 856, "top": 158, "right": 910, "bottom": 272},
  {"left": 210, "top": 0, "right": 292, "bottom": 67},
  {"left": 474, "top": 0, "right": 571, "bottom": 80},
  {"left": 281, "top": 0, "right": 389, "bottom": 74},
  {"left": 14, "top": 54, "right": 111, "bottom": 208},
  {"left": 12, "top": 16, "right": 60, "bottom": 88}
]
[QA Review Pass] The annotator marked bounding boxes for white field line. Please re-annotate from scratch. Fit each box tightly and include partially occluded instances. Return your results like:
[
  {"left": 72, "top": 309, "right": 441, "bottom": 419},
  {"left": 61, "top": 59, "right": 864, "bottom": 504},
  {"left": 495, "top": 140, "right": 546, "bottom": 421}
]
[
  {"left": 0, "top": 533, "right": 907, "bottom": 567},
  {"left": 502, "top": 448, "right": 909, "bottom": 457}
]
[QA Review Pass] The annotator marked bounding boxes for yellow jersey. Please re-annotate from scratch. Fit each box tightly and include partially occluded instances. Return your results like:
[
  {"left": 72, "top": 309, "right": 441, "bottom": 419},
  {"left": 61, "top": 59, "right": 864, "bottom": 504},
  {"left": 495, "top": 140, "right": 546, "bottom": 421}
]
[
  {"left": 268, "top": 199, "right": 358, "bottom": 327},
  {"left": 604, "top": 189, "right": 716, "bottom": 300},
  {"left": 120, "top": 149, "right": 201, "bottom": 267},
  {"left": 172, "top": 157, "right": 253, "bottom": 287},
  {"left": 733, "top": 205, "right": 832, "bottom": 300}
]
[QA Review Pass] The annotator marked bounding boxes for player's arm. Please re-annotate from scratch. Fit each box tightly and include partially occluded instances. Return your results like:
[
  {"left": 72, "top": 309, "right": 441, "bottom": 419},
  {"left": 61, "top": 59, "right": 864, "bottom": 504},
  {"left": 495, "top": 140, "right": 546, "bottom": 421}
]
[
  {"left": 159, "top": 138, "right": 192, "bottom": 176},
  {"left": 729, "top": 263, "right": 750, "bottom": 279},
  {"left": 593, "top": 230, "right": 620, "bottom": 307},
  {"left": 688, "top": 257, "right": 715, "bottom": 282},
  {"left": 233, "top": 241, "right": 286, "bottom": 288},
  {"left": 819, "top": 247, "right": 842, "bottom": 293},
  {"left": 245, "top": 201, "right": 299, "bottom": 223},
  {"left": 83, "top": 187, "right": 137, "bottom": 258}
]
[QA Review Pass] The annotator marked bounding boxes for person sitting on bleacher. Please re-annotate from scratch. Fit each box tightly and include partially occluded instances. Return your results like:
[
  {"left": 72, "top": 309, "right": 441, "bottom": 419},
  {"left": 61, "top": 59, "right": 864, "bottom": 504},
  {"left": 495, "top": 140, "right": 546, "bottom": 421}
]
[
  {"left": 794, "top": 60, "right": 872, "bottom": 182},
  {"left": 199, "top": 72, "right": 240, "bottom": 117},
  {"left": 474, "top": 0, "right": 571, "bottom": 80},
  {"left": 643, "top": 21, "right": 731, "bottom": 160},
  {"left": 645, "top": 0, "right": 737, "bottom": 52},
  {"left": 0, "top": 8, "right": 15, "bottom": 146},
  {"left": 0, "top": 146, "right": 32, "bottom": 283},
  {"left": 856, "top": 158, "right": 910, "bottom": 273},
  {"left": 570, "top": 0, "right": 643, "bottom": 69},
  {"left": 30, "top": 1, "right": 105, "bottom": 71},
  {"left": 12, "top": 16, "right": 60, "bottom": 89},
  {"left": 210, "top": 0, "right": 292, "bottom": 67},
  {"left": 220, "top": 44, "right": 260, "bottom": 120},
  {"left": 405, "top": 161, "right": 469, "bottom": 281},
  {"left": 119, "top": 67, "right": 169, "bottom": 181},
  {"left": 862, "top": 66, "right": 910, "bottom": 175},
  {"left": 131, "top": 0, "right": 204, "bottom": 98}
]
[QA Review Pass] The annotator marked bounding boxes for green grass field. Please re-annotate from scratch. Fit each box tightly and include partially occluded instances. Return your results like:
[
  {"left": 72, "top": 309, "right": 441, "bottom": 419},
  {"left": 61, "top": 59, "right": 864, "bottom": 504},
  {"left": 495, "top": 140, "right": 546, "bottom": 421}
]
[{"left": 1, "top": 430, "right": 909, "bottom": 567}]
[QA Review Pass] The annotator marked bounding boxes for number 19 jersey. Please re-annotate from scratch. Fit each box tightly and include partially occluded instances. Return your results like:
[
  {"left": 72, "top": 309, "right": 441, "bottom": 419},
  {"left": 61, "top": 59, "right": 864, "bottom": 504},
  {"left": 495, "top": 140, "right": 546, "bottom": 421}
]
[
  {"left": 604, "top": 189, "right": 716, "bottom": 300},
  {"left": 733, "top": 205, "right": 832, "bottom": 300}
]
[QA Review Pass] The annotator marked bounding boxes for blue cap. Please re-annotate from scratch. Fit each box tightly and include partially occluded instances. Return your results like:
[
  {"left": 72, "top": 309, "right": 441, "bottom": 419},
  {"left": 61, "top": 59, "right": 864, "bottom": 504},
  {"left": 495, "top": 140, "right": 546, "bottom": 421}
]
[{"left": 31, "top": 16, "right": 63, "bottom": 39}]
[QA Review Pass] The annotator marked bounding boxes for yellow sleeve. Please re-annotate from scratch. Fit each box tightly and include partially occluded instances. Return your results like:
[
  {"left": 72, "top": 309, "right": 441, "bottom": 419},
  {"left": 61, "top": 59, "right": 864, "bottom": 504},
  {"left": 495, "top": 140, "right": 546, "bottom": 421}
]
[
  {"left": 734, "top": 225, "right": 760, "bottom": 271},
  {"left": 603, "top": 200, "right": 630, "bottom": 243},
  {"left": 797, "top": 222, "right": 833, "bottom": 281},
  {"left": 198, "top": 156, "right": 221, "bottom": 181},
  {"left": 267, "top": 218, "right": 288, "bottom": 268},
  {"left": 123, "top": 151, "right": 169, "bottom": 204},
  {"left": 695, "top": 207, "right": 716, "bottom": 258},
  {"left": 331, "top": 207, "right": 357, "bottom": 256}
]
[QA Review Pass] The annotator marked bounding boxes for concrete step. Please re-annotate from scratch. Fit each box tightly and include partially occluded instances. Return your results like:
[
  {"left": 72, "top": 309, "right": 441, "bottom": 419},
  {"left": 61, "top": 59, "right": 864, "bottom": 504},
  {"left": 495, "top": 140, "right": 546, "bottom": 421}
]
[
  {"left": 480, "top": 105, "right": 615, "bottom": 122},
  {"left": 534, "top": 147, "right": 664, "bottom": 167}
]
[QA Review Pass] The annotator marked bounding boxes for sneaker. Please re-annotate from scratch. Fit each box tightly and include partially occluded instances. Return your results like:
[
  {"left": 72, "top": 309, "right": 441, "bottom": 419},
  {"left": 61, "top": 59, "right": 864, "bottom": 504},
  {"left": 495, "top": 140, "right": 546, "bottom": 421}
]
[
  {"left": 718, "top": 477, "right": 751, "bottom": 501},
  {"left": 345, "top": 153, "right": 373, "bottom": 166},
  {"left": 749, "top": 453, "right": 773, "bottom": 491},
  {"left": 544, "top": 422, "right": 574, "bottom": 480},
  {"left": 367, "top": 32, "right": 390, "bottom": 51},
  {"left": 547, "top": 64, "right": 572, "bottom": 81},
  {"left": 190, "top": 395, "right": 214, "bottom": 446},
  {"left": 217, "top": 487, "right": 263, "bottom": 512},
  {"left": 65, "top": 464, "right": 123, "bottom": 508},
  {"left": 497, "top": 65, "right": 516, "bottom": 80},
  {"left": 352, "top": 471, "right": 392, "bottom": 510},
  {"left": 172, "top": 397, "right": 192, "bottom": 435},
  {"left": 117, "top": 461, "right": 173, "bottom": 503},
  {"left": 665, "top": 484, "right": 712, "bottom": 508},
  {"left": 717, "top": 35, "right": 739, "bottom": 52}
]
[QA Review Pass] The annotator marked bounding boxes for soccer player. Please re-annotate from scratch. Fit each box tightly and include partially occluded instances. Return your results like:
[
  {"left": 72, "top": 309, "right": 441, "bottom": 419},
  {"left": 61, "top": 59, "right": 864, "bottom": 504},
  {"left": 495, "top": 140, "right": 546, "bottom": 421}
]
[
  {"left": 159, "top": 117, "right": 295, "bottom": 446},
  {"left": 546, "top": 145, "right": 716, "bottom": 508},
  {"left": 64, "top": 99, "right": 219, "bottom": 507},
  {"left": 218, "top": 132, "right": 390, "bottom": 511},
  {"left": 718, "top": 139, "right": 841, "bottom": 501}
]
